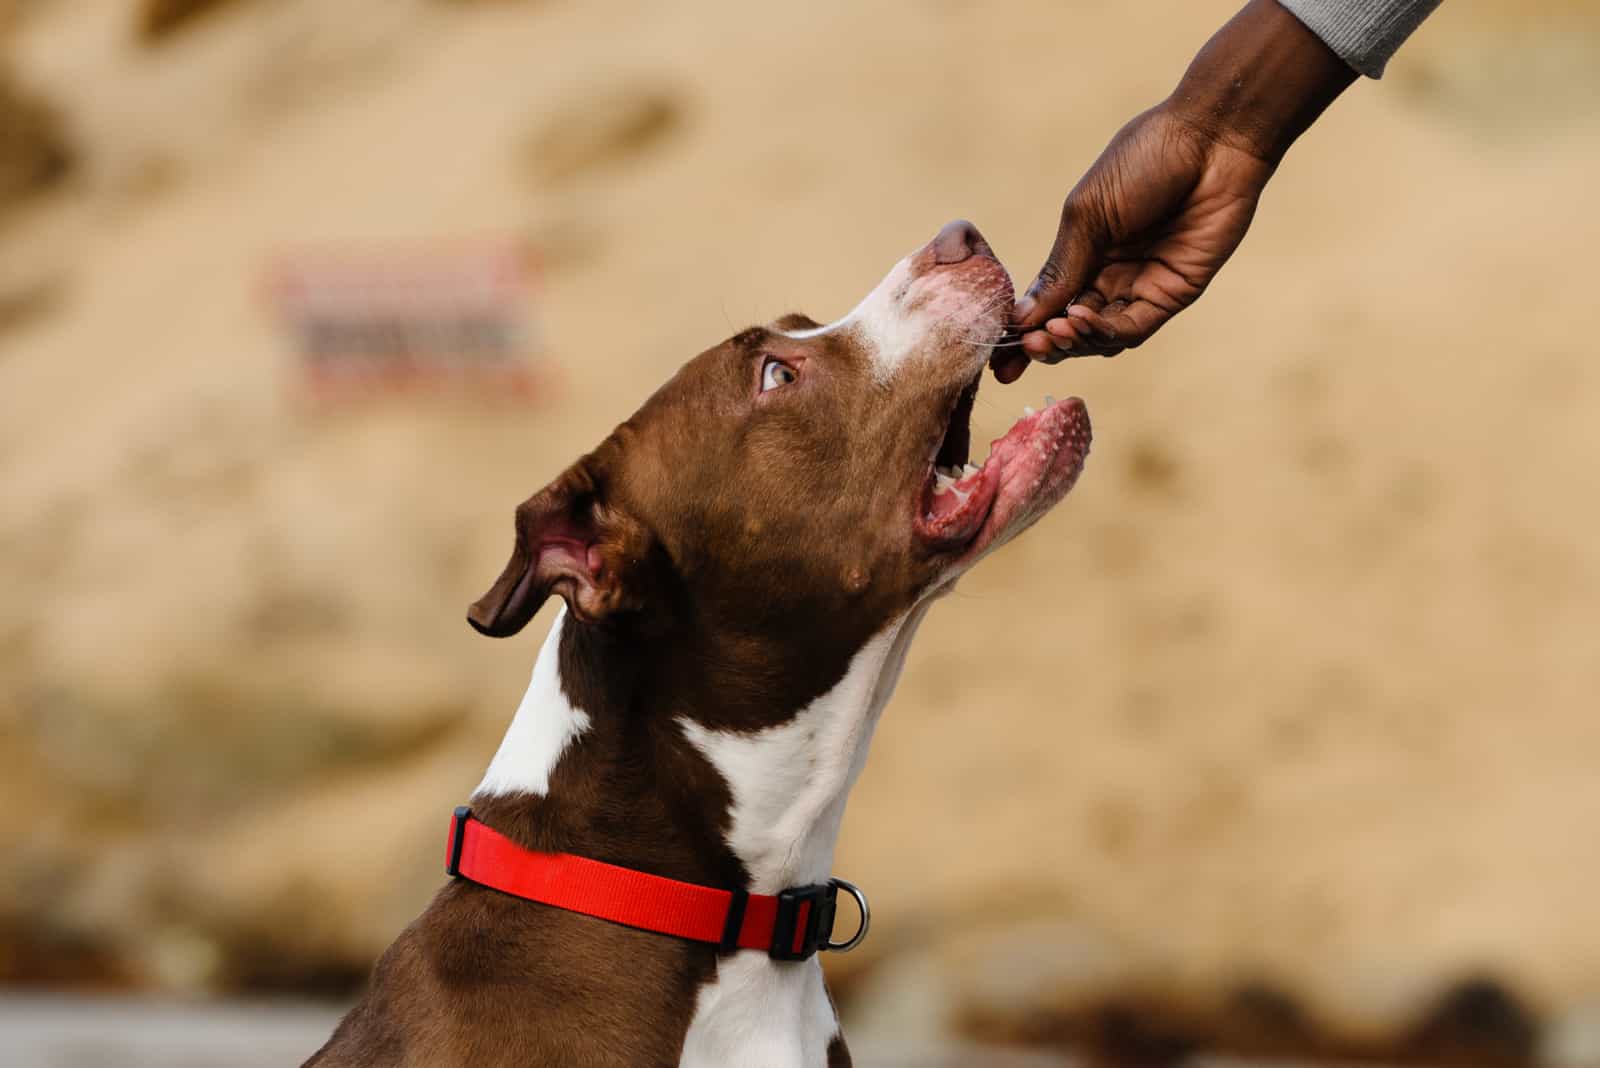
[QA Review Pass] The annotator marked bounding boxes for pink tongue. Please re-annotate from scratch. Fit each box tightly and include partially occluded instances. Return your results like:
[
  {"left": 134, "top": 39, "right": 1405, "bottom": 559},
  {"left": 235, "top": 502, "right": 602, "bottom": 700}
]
[{"left": 929, "top": 488, "right": 967, "bottom": 519}]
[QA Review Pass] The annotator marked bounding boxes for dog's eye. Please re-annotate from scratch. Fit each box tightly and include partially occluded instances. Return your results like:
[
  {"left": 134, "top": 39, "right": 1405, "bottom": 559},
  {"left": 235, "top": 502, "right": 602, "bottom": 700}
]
[{"left": 760, "top": 357, "right": 798, "bottom": 392}]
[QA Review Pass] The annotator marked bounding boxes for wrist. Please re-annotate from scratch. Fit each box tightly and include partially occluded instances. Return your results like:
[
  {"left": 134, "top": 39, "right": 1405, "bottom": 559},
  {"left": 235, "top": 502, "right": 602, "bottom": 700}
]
[{"left": 1164, "top": 0, "right": 1356, "bottom": 163}]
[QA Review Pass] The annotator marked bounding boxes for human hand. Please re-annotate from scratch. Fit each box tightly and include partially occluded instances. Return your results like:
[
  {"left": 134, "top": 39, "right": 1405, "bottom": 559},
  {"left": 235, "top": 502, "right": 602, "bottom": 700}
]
[
  {"left": 995, "top": 0, "right": 1356, "bottom": 382},
  {"left": 996, "top": 106, "right": 1274, "bottom": 377}
]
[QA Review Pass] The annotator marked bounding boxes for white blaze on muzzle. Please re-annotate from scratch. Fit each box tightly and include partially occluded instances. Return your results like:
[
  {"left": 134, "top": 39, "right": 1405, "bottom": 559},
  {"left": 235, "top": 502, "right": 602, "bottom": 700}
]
[{"left": 778, "top": 255, "right": 971, "bottom": 385}]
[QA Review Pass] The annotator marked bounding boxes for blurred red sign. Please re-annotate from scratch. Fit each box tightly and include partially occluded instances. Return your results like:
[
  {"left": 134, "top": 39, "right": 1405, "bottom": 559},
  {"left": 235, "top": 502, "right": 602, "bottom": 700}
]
[{"left": 267, "top": 240, "right": 546, "bottom": 401}]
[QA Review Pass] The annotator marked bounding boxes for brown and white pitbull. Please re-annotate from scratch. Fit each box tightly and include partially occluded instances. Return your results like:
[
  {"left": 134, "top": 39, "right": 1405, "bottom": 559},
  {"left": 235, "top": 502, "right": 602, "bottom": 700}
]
[{"left": 305, "top": 220, "right": 1091, "bottom": 1068}]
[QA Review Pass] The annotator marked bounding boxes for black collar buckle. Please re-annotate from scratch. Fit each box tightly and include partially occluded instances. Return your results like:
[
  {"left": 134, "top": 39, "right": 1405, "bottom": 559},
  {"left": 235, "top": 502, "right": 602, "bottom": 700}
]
[{"left": 768, "top": 883, "right": 837, "bottom": 961}]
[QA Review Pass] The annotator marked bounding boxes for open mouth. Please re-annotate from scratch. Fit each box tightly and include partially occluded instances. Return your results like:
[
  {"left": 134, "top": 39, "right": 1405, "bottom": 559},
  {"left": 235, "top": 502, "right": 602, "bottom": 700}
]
[{"left": 914, "top": 375, "right": 1092, "bottom": 556}]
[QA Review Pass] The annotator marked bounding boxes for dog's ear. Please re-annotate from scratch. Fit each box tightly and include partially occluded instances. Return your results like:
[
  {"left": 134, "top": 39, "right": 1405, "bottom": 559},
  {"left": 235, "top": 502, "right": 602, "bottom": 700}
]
[{"left": 467, "top": 459, "right": 653, "bottom": 637}]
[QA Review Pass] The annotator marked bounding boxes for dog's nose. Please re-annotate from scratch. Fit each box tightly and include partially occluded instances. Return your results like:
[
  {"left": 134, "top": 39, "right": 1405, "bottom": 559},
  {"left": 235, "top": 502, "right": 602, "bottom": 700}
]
[{"left": 931, "top": 219, "right": 992, "bottom": 265}]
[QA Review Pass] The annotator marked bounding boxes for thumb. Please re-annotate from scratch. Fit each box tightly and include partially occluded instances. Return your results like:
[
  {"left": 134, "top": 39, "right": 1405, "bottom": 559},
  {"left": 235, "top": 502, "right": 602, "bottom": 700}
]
[{"left": 1014, "top": 204, "right": 1101, "bottom": 330}]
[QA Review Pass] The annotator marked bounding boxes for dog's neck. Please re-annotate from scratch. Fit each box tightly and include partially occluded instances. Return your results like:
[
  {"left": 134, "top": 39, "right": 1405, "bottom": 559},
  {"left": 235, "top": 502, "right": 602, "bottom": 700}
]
[
  {"left": 466, "top": 604, "right": 931, "bottom": 1066},
  {"left": 471, "top": 603, "right": 930, "bottom": 889}
]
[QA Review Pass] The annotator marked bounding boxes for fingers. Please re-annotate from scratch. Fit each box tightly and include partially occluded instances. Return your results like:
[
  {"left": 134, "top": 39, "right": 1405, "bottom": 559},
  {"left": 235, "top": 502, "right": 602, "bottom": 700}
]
[
  {"left": 1067, "top": 298, "right": 1170, "bottom": 351},
  {"left": 1026, "top": 316, "right": 1091, "bottom": 360},
  {"left": 1005, "top": 294, "right": 1171, "bottom": 367},
  {"left": 1023, "top": 326, "right": 1070, "bottom": 358},
  {"left": 989, "top": 348, "right": 1031, "bottom": 384},
  {"left": 1001, "top": 195, "right": 1111, "bottom": 383},
  {"left": 996, "top": 317, "right": 1093, "bottom": 378},
  {"left": 1011, "top": 290, "right": 1101, "bottom": 364},
  {"left": 1013, "top": 201, "right": 1102, "bottom": 330},
  {"left": 1046, "top": 289, "right": 1105, "bottom": 355},
  {"left": 990, "top": 309, "right": 1092, "bottom": 380}
]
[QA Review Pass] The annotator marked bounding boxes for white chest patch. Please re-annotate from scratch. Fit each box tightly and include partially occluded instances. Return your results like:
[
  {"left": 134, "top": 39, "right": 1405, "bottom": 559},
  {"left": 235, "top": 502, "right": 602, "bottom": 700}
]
[
  {"left": 678, "top": 622, "right": 908, "bottom": 891},
  {"left": 472, "top": 608, "right": 590, "bottom": 799},
  {"left": 677, "top": 608, "right": 931, "bottom": 1067},
  {"left": 677, "top": 954, "right": 839, "bottom": 1068}
]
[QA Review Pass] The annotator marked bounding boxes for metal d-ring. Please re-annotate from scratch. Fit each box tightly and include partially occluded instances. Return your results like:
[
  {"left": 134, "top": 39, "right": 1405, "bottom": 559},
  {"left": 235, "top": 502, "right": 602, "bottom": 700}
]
[{"left": 823, "top": 877, "right": 870, "bottom": 953}]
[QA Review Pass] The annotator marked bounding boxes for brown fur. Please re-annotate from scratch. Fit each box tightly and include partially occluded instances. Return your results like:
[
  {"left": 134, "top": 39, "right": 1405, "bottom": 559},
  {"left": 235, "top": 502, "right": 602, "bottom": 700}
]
[{"left": 305, "top": 256, "right": 990, "bottom": 1066}]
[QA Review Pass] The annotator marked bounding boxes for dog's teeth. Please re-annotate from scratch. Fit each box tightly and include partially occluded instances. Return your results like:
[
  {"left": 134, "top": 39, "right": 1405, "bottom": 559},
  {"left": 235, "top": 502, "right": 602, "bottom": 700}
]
[
  {"left": 1023, "top": 406, "right": 1036, "bottom": 417},
  {"left": 1045, "top": 393, "right": 1056, "bottom": 406},
  {"left": 962, "top": 463, "right": 980, "bottom": 478},
  {"left": 951, "top": 487, "right": 971, "bottom": 505},
  {"left": 933, "top": 472, "right": 956, "bottom": 495}
]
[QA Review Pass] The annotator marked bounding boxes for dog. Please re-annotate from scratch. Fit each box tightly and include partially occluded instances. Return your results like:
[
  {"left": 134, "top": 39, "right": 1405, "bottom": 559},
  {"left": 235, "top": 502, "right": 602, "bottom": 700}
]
[{"left": 304, "top": 220, "right": 1091, "bottom": 1068}]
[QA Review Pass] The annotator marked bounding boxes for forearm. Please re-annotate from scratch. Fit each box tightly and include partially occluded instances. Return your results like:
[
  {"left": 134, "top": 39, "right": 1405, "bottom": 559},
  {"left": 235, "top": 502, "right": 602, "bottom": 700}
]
[{"left": 1164, "top": 0, "right": 1358, "bottom": 164}]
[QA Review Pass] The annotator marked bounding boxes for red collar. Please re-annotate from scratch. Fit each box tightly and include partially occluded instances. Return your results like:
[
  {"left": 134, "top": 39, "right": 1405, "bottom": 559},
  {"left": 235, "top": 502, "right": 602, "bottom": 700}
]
[{"left": 445, "top": 807, "right": 869, "bottom": 961}]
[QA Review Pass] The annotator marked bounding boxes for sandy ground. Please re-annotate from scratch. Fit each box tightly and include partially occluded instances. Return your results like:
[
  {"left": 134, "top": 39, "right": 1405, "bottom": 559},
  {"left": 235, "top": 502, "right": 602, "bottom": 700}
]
[
  {"left": 2, "top": 0, "right": 1600, "bottom": 1058},
  {"left": 3, "top": 994, "right": 1477, "bottom": 1068},
  {"left": 0, "top": 995, "right": 1078, "bottom": 1068}
]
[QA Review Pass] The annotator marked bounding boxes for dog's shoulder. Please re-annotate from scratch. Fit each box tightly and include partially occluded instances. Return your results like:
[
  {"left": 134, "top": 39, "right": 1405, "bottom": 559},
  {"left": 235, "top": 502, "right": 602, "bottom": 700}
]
[{"left": 308, "top": 881, "right": 715, "bottom": 1067}]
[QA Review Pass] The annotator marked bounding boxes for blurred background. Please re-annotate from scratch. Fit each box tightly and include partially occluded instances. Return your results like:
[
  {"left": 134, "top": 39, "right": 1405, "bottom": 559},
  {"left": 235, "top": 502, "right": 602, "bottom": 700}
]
[{"left": 2, "top": 0, "right": 1598, "bottom": 1065}]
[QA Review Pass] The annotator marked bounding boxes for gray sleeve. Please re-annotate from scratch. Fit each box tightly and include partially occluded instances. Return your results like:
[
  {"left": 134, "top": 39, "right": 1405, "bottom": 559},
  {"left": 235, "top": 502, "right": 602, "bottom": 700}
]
[{"left": 1276, "top": 0, "right": 1442, "bottom": 78}]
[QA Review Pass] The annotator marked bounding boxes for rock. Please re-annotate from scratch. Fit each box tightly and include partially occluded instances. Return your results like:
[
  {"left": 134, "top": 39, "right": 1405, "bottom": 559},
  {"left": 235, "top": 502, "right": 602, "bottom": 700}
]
[
  {"left": 0, "top": 67, "right": 71, "bottom": 214},
  {"left": 135, "top": 0, "right": 244, "bottom": 43},
  {"left": 521, "top": 79, "right": 687, "bottom": 187}
]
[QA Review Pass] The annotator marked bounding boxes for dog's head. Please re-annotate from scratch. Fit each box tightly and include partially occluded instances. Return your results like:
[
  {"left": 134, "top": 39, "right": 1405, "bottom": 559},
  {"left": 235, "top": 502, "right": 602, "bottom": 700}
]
[{"left": 469, "top": 221, "right": 1090, "bottom": 703}]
